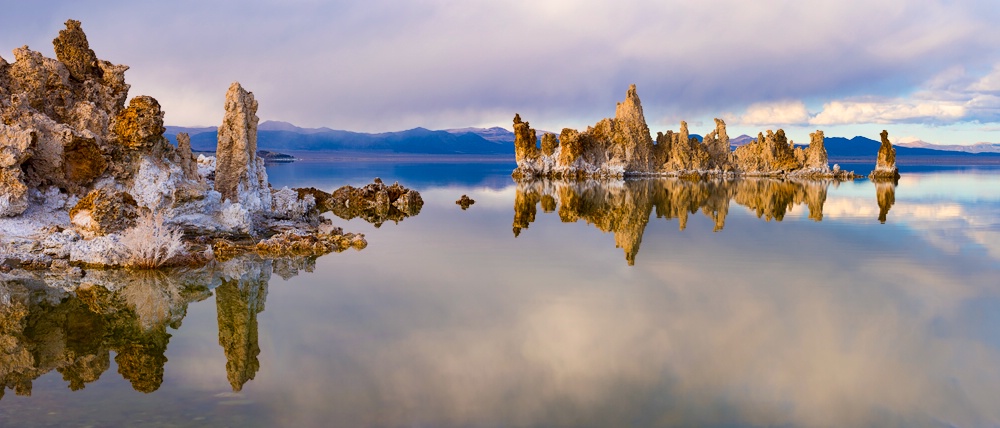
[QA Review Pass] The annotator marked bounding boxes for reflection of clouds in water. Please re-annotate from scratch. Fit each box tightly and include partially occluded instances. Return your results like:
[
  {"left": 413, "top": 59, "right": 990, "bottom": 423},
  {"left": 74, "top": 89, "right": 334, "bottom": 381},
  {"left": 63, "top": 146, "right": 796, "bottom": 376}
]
[
  {"left": 420, "top": 185, "right": 516, "bottom": 210},
  {"left": 230, "top": 201, "right": 1000, "bottom": 427},
  {"left": 153, "top": 173, "right": 1000, "bottom": 426},
  {"left": 799, "top": 195, "right": 1000, "bottom": 261}
]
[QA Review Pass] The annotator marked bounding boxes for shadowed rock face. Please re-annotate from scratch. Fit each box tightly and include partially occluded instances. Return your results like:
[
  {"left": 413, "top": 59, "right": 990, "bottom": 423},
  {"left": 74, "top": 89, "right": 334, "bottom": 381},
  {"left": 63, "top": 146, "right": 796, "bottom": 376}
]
[{"left": 512, "top": 177, "right": 858, "bottom": 265}]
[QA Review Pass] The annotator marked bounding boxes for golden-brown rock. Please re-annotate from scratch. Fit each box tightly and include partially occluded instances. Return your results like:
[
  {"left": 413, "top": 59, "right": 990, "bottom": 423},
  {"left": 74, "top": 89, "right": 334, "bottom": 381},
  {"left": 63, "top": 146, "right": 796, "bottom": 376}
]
[
  {"left": 69, "top": 188, "right": 139, "bottom": 236},
  {"left": 870, "top": 130, "right": 900, "bottom": 179},
  {"left": 52, "top": 19, "right": 100, "bottom": 82},
  {"left": 327, "top": 178, "right": 423, "bottom": 227},
  {"left": 456, "top": 194, "right": 475, "bottom": 210}
]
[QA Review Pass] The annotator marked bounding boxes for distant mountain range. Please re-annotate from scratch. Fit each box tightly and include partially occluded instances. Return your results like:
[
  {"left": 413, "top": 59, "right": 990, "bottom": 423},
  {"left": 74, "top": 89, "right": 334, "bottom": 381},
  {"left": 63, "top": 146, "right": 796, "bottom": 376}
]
[
  {"left": 165, "top": 121, "right": 997, "bottom": 160},
  {"left": 165, "top": 121, "right": 513, "bottom": 155},
  {"left": 895, "top": 140, "right": 1000, "bottom": 154}
]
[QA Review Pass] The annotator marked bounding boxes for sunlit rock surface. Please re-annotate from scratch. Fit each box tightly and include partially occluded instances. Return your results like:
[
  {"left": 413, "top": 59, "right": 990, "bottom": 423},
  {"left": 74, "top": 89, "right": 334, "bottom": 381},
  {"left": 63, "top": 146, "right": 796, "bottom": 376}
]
[
  {"left": 214, "top": 82, "right": 270, "bottom": 213},
  {"left": 0, "top": 254, "right": 297, "bottom": 397},
  {"left": 513, "top": 177, "right": 872, "bottom": 265},
  {"left": 0, "top": 21, "right": 366, "bottom": 269},
  {"left": 513, "top": 85, "right": 882, "bottom": 179},
  {"left": 870, "top": 130, "right": 901, "bottom": 180}
]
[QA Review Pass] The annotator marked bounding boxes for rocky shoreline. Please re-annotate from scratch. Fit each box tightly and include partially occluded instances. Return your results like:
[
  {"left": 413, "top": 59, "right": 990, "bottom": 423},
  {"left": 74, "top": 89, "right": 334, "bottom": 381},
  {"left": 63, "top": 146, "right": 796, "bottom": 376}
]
[
  {"left": 0, "top": 20, "right": 420, "bottom": 272},
  {"left": 511, "top": 85, "right": 898, "bottom": 180}
]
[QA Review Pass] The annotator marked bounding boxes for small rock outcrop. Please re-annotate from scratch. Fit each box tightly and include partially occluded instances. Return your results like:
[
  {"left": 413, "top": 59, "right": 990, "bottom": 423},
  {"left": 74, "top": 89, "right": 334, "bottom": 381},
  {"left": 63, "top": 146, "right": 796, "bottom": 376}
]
[
  {"left": 456, "top": 194, "right": 475, "bottom": 210},
  {"left": 323, "top": 178, "right": 424, "bottom": 227},
  {"left": 870, "top": 130, "right": 900, "bottom": 180}
]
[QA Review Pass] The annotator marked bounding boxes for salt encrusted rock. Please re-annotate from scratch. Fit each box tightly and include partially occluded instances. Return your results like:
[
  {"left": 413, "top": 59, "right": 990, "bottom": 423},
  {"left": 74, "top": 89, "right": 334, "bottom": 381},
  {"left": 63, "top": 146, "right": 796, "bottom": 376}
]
[
  {"left": 69, "top": 188, "right": 139, "bottom": 237},
  {"left": 0, "top": 21, "right": 393, "bottom": 270},
  {"left": 270, "top": 186, "right": 316, "bottom": 222},
  {"left": 870, "top": 129, "right": 900, "bottom": 180},
  {"left": 214, "top": 82, "right": 270, "bottom": 212}
]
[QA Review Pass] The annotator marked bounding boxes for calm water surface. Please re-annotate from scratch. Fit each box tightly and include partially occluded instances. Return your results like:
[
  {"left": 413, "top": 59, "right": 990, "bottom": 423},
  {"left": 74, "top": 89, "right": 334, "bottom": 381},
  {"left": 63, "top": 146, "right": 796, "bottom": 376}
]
[{"left": 2, "top": 160, "right": 999, "bottom": 427}]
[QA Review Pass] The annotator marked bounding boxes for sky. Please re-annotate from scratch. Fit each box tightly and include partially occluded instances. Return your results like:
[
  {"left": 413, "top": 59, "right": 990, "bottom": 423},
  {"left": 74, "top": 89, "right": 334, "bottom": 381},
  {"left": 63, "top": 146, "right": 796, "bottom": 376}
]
[{"left": 3, "top": 0, "right": 1000, "bottom": 145}]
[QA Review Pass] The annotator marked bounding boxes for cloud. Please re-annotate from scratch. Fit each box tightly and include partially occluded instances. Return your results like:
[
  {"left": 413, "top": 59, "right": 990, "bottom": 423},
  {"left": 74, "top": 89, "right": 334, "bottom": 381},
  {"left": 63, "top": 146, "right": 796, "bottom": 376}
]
[
  {"left": 809, "top": 99, "right": 967, "bottom": 125},
  {"left": 732, "top": 100, "right": 810, "bottom": 126},
  {"left": 2, "top": 0, "right": 1000, "bottom": 133}
]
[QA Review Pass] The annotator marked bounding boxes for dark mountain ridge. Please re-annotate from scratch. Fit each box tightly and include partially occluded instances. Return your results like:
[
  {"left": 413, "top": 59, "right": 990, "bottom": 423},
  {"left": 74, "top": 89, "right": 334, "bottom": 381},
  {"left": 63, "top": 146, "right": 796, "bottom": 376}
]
[{"left": 166, "top": 122, "right": 997, "bottom": 161}]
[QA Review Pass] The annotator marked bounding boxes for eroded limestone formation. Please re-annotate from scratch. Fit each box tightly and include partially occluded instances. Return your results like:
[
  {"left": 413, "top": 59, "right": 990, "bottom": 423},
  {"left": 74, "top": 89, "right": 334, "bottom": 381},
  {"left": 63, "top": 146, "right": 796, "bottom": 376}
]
[
  {"left": 870, "top": 130, "right": 900, "bottom": 180},
  {"left": 0, "top": 21, "right": 369, "bottom": 270},
  {"left": 215, "top": 82, "right": 270, "bottom": 212},
  {"left": 512, "top": 85, "right": 891, "bottom": 179}
]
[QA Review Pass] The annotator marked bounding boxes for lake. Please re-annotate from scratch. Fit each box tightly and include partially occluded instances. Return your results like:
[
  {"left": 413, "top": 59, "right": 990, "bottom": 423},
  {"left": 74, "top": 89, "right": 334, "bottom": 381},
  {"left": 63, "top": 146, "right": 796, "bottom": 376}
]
[{"left": 2, "top": 159, "right": 999, "bottom": 427}]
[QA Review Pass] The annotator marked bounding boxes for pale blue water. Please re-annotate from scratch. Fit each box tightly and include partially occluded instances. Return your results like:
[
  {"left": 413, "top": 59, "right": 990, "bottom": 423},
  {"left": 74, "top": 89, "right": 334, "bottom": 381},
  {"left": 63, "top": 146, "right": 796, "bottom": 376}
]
[{"left": 2, "top": 162, "right": 999, "bottom": 427}]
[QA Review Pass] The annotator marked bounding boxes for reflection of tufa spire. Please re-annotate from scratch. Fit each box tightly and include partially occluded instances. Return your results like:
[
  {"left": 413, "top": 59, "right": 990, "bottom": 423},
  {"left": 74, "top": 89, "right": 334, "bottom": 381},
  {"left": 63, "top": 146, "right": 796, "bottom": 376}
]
[
  {"left": 874, "top": 179, "right": 897, "bottom": 224},
  {"left": 512, "top": 178, "right": 843, "bottom": 265},
  {"left": 216, "top": 261, "right": 270, "bottom": 392}
]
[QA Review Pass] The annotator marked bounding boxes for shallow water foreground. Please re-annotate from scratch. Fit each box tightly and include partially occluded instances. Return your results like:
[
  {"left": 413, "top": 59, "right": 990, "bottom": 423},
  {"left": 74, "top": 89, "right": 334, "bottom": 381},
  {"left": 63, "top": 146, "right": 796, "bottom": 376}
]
[{"left": 2, "top": 163, "right": 999, "bottom": 427}]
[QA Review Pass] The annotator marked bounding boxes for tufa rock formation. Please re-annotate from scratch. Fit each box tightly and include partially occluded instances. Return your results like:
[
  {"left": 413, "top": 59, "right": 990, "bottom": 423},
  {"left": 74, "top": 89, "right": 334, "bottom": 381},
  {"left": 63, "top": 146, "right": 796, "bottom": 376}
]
[
  {"left": 214, "top": 82, "right": 270, "bottom": 212},
  {"left": 870, "top": 130, "right": 900, "bottom": 180},
  {"left": 512, "top": 85, "right": 890, "bottom": 180},
  {"left": 0, "top": 20, "right": 371, "bottom": 269},
  {"left": 321, "top": 178, "right": 424, "bottom": 227}
]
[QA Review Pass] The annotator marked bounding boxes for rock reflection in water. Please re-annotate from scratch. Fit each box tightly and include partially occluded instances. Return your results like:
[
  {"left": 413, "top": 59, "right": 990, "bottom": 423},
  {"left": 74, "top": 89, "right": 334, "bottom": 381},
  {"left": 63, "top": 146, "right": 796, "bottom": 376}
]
[
  {"left": 0, "top": 255, "right": 314, "bottom": 398},
  {"left": 216, "top": 258, "right": 270, "bottom": 392},
  {"left": 874, "top": 178, "right": 898, "bottom": 224},
  {"left": 513, "top": 178, "right": 890, "bottom": 265}
]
